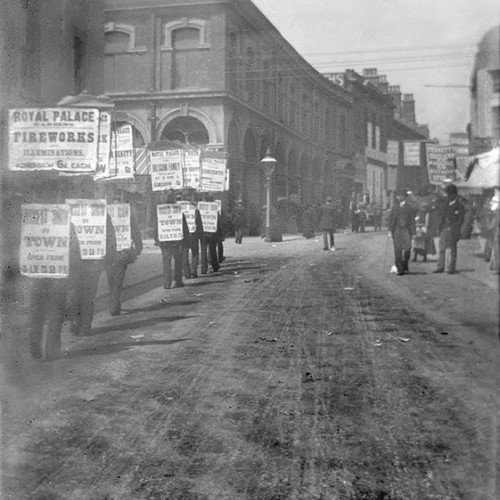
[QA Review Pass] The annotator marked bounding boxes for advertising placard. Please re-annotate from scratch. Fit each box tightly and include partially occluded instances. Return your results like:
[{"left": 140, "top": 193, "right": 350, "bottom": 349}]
[
  {"left": 198, "top": 202, "right": 219, "bottom": 233},
  {"left": 200, "top": 157, "right": 227, "bottom": 192},
  {"left": 94, "top": 110, "right": 112, "bottom": 179},
  {"left": 183, "top": 149, "right": 201, "bottom": 189},
  {"left": 387, "top": 141, "right": 399, "bottom": 166},
  {"left": 20, "top": 204, "right": 71, "bottom": 279},
  {"left": 180, "top": 201, "right": 197, "bottom": 233},
  {"left": 425, "top": 144, "right": 456, "bottom": 184},
  {"left": 109, "top": 124, "right": 135, "bottom": 180},
  {"left": 107, "top": 203, "right": 131, "bottom": 251},
  {"left": 403, "top": 141, "right": 421, "bottom": 166},
  {"left": 157, "top": 204, "right": 184, "bottom": 241},
  {"left": 8, "top": 108, "right": 99, "bottom": 172},
  {"left": 150, "top": 150, "right": 183, "bottom": 191},
  {"left": 67, "top": 199, "right": 107, "bottom": 260}
]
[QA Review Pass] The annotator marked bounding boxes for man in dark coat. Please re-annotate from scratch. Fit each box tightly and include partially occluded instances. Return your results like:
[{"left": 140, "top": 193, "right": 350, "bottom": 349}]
[
  {"left": 433, "top": 183, "right": 465, "bottom": 274},
  {"left": 232, "top": 201, "right": 246, "bottom": 244},
  {"left": 387, "top": 189, "right": 416, "bottom": 275},
  {"left": 318, "top": 196, "right": 337, "bottom": 251}
]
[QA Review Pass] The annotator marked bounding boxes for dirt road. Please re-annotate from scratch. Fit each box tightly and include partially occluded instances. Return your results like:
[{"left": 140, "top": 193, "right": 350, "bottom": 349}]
[{"left": 1, "top": 233, "right": 498, "bottom": 499}]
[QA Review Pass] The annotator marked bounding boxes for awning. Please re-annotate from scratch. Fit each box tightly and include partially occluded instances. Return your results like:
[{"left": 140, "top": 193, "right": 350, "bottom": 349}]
[{"left": 462, "top": 146, "right": 499, "bottom": 188}]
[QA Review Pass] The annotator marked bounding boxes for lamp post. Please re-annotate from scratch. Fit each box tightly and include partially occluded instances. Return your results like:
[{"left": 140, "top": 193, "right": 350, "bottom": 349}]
[{"left": 260, "top": 147, "right": 276, "bottom": 242}]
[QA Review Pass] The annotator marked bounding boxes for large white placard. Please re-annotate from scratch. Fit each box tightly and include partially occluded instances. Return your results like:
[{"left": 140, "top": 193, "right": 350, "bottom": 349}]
[
  {"left": 20, "top": 204, "right": 71, "bottom": 279},
  {"left": 157, "top": 204, "right": 184, "bottom": 241},
  {"left": 150, "top": 150, "right": 183, "bottom": 191},
  {"left": 426, "top": 144, "right": 456, "bottom": 184},
  {"left": 67, "top": 199, "right": 107, "bottom": 260},
  {"left": 94, "top": 111, "right": 112, "bottom": 179},
  {"left": 109, "top": 124, "right": 135, "bottom": 180},
  {"left": 180, "top": 201, "right": 197, "bottom": 233},
  {"left": 200, "top": 157, "right": 227, "bottom": 192},
  {"left": 198, "top": 202, "right": 219, "bottom": 233},
  {"left": 107, "top": 203, "right": 131, "bottom": 251},
  {"left": 183, "top": 149, "right": 201, "bottom": 189},
  {"left": 8, "top": 108, "right": 99, "bottom": 172}
]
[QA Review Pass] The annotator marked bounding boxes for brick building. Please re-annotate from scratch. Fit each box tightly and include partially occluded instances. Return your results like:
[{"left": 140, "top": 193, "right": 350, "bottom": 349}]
[{"left": 103, "top": 0, "right": 358, "bottom": 232}]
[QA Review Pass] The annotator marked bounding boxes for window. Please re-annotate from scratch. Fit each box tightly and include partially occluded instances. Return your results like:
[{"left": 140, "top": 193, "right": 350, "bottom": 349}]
[{"left": 172, "top": 28, "right": 199, "bottom": 49}]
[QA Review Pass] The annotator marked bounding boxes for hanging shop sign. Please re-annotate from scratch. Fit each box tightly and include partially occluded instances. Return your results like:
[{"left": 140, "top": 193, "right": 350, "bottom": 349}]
[
  {"left": 198, "top": 202, "right": 219, "bottom": 233},
  {"left": 425, "top": 144, "right": 456, "bottom": 184},
  {"left": 67, "top": 199, "right": 107, "bottom": 260},
  {"left": 403, "top": 141, "right": 421, "bottom": 166},
  {"left": 107, "top": 203, "right": 131, "bottom": 251},
  {"left": 150, "top": 150, "right": 183, "bottom": 191},
  {"left": 200, "top": 157, "right": 227, "bottom": 192},
  {"left": 179, "top": 201, "right": 197, "bottom": 233},
  {"left": 20, "top": 204, "right": 71, "bottom": 279},
  {"left": 8, "top": 108, "right": 100, "bottom": 172},
  {"left": 156, "top": 203, "right": 184, "bottom": 241}
]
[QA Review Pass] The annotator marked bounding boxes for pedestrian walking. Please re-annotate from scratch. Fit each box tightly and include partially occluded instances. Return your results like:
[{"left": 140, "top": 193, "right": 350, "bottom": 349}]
[
  {"left": 319, "top": 196, "right": 337, "bottom": 251},
  {"left": 106, "top": 197, "right": 143, "bottom": 316},
  {"left": 182, "top": 198, "right": 203, "bottom": 279},
  {"left": 411, "top": 203, "right": 436, "bottom": 262},
  {"left": 231, "top": 201, "right": 246, "bottom": 244},
  {"left": 349, "top": 198, "right": 359, "bottom": 233},
  {"left": 433, "top": 183, "right": 465, "bottom": 274},
  {"left": 153, "top": 191, "right": 190, "bottom": 289},
  {"left": 67, "top": 177, "right": 117, "bottom": 336},
  {"left": 387, "top": 188, "right": 416, "bottom": 275}
]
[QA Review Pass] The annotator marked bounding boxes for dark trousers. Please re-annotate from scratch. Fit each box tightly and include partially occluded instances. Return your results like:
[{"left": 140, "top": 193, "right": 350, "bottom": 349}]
[
  {"left": 68, "top": 261, "right": 102, "bottom": 335},
  {"left": 106, "top": 260, "right": 128, "bottom": 314},
  {"left": 201, "top": 235, "right": 220, "bottom": 274},
  {"left": 160, "top": 242, "right": 183, "bottom": 288},
  {"left": 182, "top": 236, "right": 200, "bottom": 278},
  {"left": 392, "top": 228, "right": 411, "bottom": 274},
  {"left": 217, "top": 241, "right": 224, "bottom": 262},
  {"left": 234, "top": 228, "right": 243, "bottom": 244},
  {"left": 29, "top": 278, "right": 69, "bottom": 359}
]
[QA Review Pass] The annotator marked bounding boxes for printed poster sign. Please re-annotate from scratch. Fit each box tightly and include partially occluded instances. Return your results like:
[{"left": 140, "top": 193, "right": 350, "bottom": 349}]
[
  {"left": 8, "top": 108, "right": 99, "bottom": 172},
  {"left": 426, "top": 144, "right": 456, "bottom": 184},
  {"left": 403, "top": 141, "right": 421, "bottom": 166},
  {"left": 180, "top": 201, "right": 197, "bottom": 233},
  {"left": 183, "top": 149, "right": 201, "bottom": 189},
  {"left": 20, "top": 204, "right": 71, "bottom": 279},
  {"left": 157, "top": 204, "right": 184, "bottom": 241},
  {"left": 150, "top": 150, "right": 183, "bottom": 191},
  {"left": 94, "top": 111, "right": 112, "bottom": 179},
  {"left": 387, "top": 141, "right": 399, "bottom": 166},
  {"left": 67, "top": 199, "right": 107, "bottom": 260},
  {"left": 200, "top": 157, "right": 227, "bottom": 192},
  {"left": 198, "top": 202, "right": 219, "bottom": 233},
  {"left": 109, "top": 124, "right": 134, "bottom": 180},
  {"left": 107, "top": 203, "right": 131, "bottom": 251}
]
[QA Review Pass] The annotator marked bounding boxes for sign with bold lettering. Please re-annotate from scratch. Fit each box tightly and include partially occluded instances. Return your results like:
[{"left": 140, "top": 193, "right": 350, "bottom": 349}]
[
  {"left": 183, "top": 149, "right": 201, "bottom": 189},
  {"left": 200, "top": 157, "right": 227, "bottom": 192},
  {"left": 425, "top": 144, "right": 456, "bottom": 184},
  {"left": 94, "top": 111, "right": 112, "bottom": 179},
  {"left": 67, "top": 199, "right": 107, "bottom": 260},
  {"left": 8, "top": 108, "right": 99, "bottom": 172},
  {"left": 403, "top": 141, "right": 421, "bottom": 166},
  {"left": 150, "top": 150, "right": 183, "bottom": 191},
  {"left": 180, "top": 201, "right": 197, "bottom": 233},
  {"left": 107, "top": 203, "right": 131, "bottom": 251},
  {"left": 157, "top": 204, "right": 184, "bottom": 241},
  {"left": 20, "top": 204, "right": 71, "bottom": 278},
  {"left": 109, "top": 124, "right": 134, "bottom": 180},
  {"left": 198, "top": 202, "right": 219, "bottom": 233}
]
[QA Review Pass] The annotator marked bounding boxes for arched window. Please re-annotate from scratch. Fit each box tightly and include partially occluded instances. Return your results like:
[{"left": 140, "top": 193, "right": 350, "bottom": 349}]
[{"left": 160, "top": 117, "right": 209, "bottom": 146}]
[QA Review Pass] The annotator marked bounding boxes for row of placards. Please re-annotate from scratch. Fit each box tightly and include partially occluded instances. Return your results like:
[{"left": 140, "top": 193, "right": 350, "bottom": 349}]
[
  {"left": 20, "top": 200, "right": 220, "bottom": 279},
  {"left": 8, "top": 108, "right": 229, "bottom": 191}
]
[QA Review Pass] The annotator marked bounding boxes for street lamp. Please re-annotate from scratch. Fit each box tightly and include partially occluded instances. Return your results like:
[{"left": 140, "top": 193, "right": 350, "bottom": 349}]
[{"left": 260, "top": 147, "right": 277, "bottom": 242}]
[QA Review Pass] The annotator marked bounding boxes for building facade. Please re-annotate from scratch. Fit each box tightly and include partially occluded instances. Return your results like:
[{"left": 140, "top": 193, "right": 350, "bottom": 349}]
[
  {"left": 103, "top": 0, "right": 358, "bottom": 231},
  {"left": 469, "top": 24, "right": 500, "bottom": 155}
]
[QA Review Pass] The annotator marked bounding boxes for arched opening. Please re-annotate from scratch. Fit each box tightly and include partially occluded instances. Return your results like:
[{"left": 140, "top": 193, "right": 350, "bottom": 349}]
[{"left": 160, "top": 116, "right": 209, "bottom": 146}]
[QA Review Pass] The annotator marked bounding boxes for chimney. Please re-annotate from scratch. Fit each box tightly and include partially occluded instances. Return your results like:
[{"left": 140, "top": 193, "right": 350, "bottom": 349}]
[
  {"left": 362, "top": 68, "right": 379, "bottom": 86},
  {"left": 388, "top": 85, "right": 402, "bottom": 115},
  {"left": 401, "top": 93, "right": 415, "bottom": 123},
  {"left": 377, "top": 75, "right": 388, "bottom": 93}
]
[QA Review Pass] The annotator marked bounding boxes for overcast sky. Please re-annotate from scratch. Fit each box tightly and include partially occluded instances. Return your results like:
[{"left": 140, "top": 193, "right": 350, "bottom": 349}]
[{"left": 252, "top": 0, "right": 500, "bottom": 142}]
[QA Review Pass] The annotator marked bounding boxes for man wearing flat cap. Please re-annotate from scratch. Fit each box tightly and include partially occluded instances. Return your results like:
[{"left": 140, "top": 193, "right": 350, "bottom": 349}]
[
  {"left": 387, "top": 188, "right": 416, "bottom": 275},
  {"left": 433, "top": 183, "right": 465, "bottom": 274}
]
